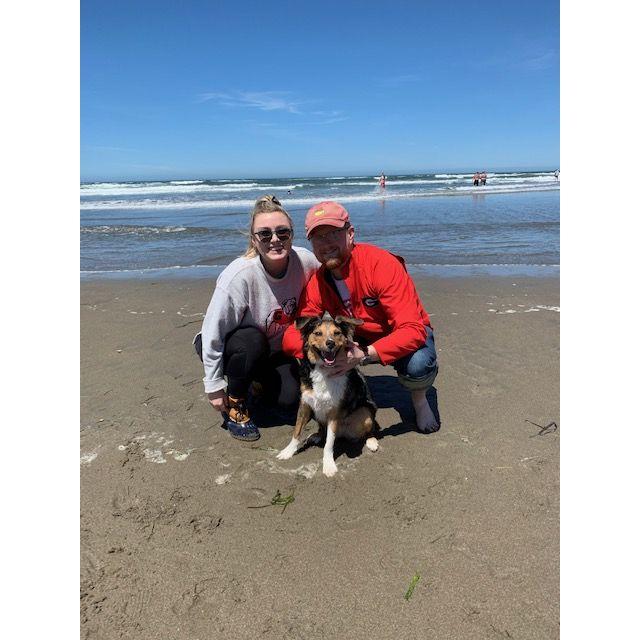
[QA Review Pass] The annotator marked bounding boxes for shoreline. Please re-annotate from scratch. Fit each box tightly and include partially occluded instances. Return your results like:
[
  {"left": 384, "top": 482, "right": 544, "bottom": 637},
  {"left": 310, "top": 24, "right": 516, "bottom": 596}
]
[
  {"left": 81, "top": 274, "right": 559, "bottom": 639},
  {"left": 80, "top": 264, "right": 560, "bottom": 282}
]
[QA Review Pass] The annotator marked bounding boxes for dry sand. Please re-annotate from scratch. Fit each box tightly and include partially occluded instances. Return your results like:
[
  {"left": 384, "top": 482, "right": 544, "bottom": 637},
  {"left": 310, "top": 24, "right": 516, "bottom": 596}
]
[{"left": 80, "top": 275, "right": 559, "bottom": 639}]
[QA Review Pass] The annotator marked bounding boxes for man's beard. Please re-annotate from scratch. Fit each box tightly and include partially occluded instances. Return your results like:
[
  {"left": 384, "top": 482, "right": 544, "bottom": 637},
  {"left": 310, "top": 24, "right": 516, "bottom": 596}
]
[{"left": 324, "top": 256, "right": 344, "bottom": 271}]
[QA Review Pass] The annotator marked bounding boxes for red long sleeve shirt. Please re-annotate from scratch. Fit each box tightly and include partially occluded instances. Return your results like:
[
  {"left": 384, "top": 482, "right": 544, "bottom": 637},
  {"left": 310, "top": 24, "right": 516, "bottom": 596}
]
[{"left": 281, "top": 243, "right": 431, "bottom": 364}]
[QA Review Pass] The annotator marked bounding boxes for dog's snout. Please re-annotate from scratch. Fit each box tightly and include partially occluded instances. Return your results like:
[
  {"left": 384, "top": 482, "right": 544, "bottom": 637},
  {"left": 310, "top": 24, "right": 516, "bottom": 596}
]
[{"left": 325, "top": 339, "right": 336, "bottom": 350}]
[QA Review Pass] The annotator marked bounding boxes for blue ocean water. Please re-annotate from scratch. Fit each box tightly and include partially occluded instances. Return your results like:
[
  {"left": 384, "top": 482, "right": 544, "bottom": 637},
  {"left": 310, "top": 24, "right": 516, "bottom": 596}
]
[{"left": 80, "top": 172, "right": 559, "bottom": 278}]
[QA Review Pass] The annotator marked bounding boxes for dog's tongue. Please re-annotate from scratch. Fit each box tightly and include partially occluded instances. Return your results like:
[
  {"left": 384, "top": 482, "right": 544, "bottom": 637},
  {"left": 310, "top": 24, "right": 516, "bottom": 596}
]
[{"left": 323, "top": 354, "right": 336, "bottom": 366}]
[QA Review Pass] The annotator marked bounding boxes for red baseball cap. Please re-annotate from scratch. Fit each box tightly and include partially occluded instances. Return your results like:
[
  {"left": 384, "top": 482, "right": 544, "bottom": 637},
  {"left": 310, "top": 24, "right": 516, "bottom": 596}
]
[{"left": 304, "top": 201, "right": 351, "bottom": 239}]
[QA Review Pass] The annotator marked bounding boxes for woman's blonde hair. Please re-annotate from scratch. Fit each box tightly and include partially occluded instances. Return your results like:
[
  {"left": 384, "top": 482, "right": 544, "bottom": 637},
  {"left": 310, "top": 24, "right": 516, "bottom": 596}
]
[{"left": 243, "top": 195, "right": 294, "bottom": 258}]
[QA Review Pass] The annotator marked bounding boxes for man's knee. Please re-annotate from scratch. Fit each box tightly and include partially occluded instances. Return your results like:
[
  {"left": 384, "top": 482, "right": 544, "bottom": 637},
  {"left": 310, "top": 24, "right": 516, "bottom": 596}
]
[
  {"left": 393, "top": 331, "right": 439, "bottom": 390},
  {"left": 405, "top": 350, "right": 437, "bottom": 379}
]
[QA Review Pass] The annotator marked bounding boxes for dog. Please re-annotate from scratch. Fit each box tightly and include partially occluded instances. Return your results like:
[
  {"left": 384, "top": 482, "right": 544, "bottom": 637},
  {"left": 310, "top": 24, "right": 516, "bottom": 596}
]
[{"left": 276, "top": 312, "right": 380, "bottom": 477}]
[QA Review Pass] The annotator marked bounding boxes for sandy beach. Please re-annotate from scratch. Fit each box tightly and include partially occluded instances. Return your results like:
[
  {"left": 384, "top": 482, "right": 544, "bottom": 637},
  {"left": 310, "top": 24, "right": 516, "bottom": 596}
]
[{"left": 80, "top": 274, "right": 559, "bottom": 639}]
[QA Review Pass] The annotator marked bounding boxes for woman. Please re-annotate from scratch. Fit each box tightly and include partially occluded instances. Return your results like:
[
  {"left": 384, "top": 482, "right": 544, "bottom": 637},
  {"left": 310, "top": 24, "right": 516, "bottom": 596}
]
[{"left": 195, "top": 195, "right": 319, "bottom": 441}]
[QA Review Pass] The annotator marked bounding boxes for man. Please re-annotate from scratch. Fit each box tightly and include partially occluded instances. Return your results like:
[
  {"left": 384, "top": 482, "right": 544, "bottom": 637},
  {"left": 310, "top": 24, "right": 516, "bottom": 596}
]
[{"left": 281, "top": 201, "right": 439, "bottom": 432}]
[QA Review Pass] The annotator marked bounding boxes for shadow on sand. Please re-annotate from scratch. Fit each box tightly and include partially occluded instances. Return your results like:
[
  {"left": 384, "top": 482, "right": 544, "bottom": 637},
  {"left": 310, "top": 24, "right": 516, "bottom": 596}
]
[
  {"left": 366, "top": 375, "right": 441, "bottom": 439},
  {"left": 253, "top": 375, "right": 441, "bottom": 460}
]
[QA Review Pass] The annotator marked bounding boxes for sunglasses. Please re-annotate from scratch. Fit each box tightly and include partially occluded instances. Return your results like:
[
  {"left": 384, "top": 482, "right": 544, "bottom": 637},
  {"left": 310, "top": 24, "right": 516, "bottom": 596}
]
[{"left": 253, "top": 226, "right": 292, "bottom": 243}]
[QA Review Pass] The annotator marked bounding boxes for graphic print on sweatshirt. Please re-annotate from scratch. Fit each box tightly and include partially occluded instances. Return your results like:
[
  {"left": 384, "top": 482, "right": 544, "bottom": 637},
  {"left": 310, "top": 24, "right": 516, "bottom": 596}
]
[{"left": 265, "top": 297, "right": 298, "bottom": 338}]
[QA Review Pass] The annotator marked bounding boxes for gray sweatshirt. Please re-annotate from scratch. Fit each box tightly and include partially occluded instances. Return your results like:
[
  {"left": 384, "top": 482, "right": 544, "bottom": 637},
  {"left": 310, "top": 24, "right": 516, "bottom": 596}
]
[{"left": 201, "top": 247, "right": 319, "bottom": 393}]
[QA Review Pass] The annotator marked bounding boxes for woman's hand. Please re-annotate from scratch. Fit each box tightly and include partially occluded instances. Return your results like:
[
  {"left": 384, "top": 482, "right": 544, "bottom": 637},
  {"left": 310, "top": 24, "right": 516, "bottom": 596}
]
[{"left": 207, "top": 390, "right": 228, "bottom": 412}]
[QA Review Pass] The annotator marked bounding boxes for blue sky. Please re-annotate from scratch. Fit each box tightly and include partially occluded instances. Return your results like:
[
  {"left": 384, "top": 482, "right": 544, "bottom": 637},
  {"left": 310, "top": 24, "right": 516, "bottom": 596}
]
[{"left": 81, "top": 0, "right": 559, "bottom": 181}]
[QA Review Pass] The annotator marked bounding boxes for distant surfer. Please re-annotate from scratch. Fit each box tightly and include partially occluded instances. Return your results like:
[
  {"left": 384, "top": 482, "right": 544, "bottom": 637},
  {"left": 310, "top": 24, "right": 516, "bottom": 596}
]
[
  {"left": 554, "top": 170, "right": 559, "bottom": 181},
  {"left": 379, "top": 172, "right": 386, "bottom": 189},
  {"left": 480, "top": 171, "right": 487, "bottom": 186},
  {"left": 473, "top": 172, "right": 480, "bottom": 186}
]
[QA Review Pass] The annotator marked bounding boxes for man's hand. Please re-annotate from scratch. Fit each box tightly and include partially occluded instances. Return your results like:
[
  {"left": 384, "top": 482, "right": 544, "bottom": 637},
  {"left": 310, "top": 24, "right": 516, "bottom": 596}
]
[
  {"left": 207, "top": 389, "right": 228, "bottom": 412},
  {"left": 328, "top": 341, "right": 366, "bottom": 377}
]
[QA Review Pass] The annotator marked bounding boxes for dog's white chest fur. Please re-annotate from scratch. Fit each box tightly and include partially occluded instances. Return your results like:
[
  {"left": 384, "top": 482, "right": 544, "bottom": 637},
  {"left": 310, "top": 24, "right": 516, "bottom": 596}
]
[{"left": 302, "top": 368, "right": 347, "bottom": 425}]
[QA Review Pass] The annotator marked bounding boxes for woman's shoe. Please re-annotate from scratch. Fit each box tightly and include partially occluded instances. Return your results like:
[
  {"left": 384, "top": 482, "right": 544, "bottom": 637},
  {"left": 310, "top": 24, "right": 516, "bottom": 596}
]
[
  {"left": 222, "top": 396, "right": 261, "bottom": 441},
  {"left": 221, "top": 414, "right": 261, "bottom": 441}
]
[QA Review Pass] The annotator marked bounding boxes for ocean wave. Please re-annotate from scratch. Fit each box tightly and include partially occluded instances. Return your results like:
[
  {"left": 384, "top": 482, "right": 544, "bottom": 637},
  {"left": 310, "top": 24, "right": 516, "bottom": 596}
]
[
  {"left": 387, "top": 178, "right": 466, "bottom": 185},
  {"left": 81, "top": 224, "right": 208, "bottom": 235},
  {"left": 451, "top": 184, "right": 558, "bottom": 193},
  {"left": 80, "top": 264, "right": 227, "bottom": 275},
  {"left": 434, "top": 172, "right": 555, "bottom": 179},
  {"left": 307, "top": 176, "right": 554, "bottom": 188},
  {"left": 322, "top": 176, "right": 367, "bottom": 180},
  {"left": 326, "top": 178, "right": 461, "bottom": 186},
  {"left": 80, "top": 182, "right": 308, "bottom": 197},
  {"left": 434, "top": 173, "right": 472, "bottom": 178},
  {"left": 80, "top": 184, "right": 560, "bottom": 211},
  {"left": 81, "top": 182, "right": 263, "bottom": 197},
  {"left": 81, "top": 180, "right": 172, "bottom": 189},
  {"left": 482, "top": 175, "right": 556, "bottom": 183}
]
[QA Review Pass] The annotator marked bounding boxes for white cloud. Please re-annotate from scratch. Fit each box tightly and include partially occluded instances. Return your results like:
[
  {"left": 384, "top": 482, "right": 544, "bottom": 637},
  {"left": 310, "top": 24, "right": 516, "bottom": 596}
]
[
  {"left": 305, "top": 115, "right": 349, "bottom": 125},
  {"left": 200, "top": 91, "right": 347, "bottom": 125},
  {"left": 471, "top": 47, "right": 558, "bottom": 72},
  {"left": 519, "top": 50, "right": 557, "bottom": 71},
  {"left": 378, "top": 74, "right": 421, "bottom": 87},
  {"left": 198, "top": 91, "right": 304, "bottom": 113},
  {"left": 84, "top": 145, "right": 140, "bottom": 153}
]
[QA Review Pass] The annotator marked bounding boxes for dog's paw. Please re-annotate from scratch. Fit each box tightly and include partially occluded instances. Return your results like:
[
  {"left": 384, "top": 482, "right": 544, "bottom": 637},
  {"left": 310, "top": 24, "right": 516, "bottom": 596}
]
[
  {"left": 365, "top": 437, "right": 379, "bottom": 452},
  {"left": 276, "top": 441, "right": 298, "bottom": 460},
  {"left": 322, "top": 459, "right": 338, "bottom": 477}
]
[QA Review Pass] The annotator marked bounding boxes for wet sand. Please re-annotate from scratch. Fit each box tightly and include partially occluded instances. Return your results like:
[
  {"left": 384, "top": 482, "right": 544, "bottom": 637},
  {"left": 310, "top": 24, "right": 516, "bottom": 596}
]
[{"left": 80, "top": 275, "right": 559, "bottom": 639}]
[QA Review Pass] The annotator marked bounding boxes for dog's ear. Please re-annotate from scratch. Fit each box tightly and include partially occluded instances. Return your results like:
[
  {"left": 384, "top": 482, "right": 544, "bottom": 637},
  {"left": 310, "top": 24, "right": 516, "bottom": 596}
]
[
  {"left": 335, "top": 315, "right": 364, "bottom": 326},
  {"left": 295, "top": 316, "right": 320, "bottom": 331},
  {"left": 335, "top": 315, "right": 363, "bottom": 340}
]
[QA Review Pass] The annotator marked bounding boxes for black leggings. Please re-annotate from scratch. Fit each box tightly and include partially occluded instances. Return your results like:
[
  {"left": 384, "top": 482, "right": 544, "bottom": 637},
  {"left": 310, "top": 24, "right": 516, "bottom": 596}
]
[{"left": 195, "top": 327, "right": 299, "bottom": 406}]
